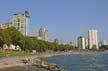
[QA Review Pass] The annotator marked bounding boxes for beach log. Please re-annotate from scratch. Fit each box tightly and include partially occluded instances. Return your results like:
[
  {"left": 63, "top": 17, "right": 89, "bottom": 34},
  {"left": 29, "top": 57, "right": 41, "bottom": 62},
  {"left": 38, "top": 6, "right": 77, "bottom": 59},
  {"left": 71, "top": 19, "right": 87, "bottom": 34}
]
[
  {"left": 47, "top": 63, "right": 58, "bottom": 69},
  {"left": 41, "top": 61, "right": 49, "bottom": 68}
]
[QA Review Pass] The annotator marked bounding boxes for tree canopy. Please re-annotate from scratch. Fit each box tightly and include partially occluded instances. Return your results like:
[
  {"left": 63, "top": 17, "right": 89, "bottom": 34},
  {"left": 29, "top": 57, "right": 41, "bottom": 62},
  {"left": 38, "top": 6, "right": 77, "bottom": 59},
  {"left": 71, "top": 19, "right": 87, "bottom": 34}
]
[{"left": 0, "top": 27, "right": 73, "bottom": 52}]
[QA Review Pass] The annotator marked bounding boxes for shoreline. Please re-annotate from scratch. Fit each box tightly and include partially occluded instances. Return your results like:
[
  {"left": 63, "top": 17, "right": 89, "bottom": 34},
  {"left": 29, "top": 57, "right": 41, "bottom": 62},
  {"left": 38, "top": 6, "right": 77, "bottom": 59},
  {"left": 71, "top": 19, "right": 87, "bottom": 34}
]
[
  {"left": 0, "top": 51, "right": 108, "bottom": 70},
  {"left": 0, "top": 54, "right": 53, "bottom": 69}
]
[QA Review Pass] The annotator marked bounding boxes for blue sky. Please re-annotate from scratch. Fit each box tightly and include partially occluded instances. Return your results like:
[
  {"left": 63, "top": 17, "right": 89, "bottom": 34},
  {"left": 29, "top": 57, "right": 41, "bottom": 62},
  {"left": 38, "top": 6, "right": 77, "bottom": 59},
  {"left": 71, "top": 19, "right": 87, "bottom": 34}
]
[{"left": 0, "top": 0, "right": 108, "bottom": 44}]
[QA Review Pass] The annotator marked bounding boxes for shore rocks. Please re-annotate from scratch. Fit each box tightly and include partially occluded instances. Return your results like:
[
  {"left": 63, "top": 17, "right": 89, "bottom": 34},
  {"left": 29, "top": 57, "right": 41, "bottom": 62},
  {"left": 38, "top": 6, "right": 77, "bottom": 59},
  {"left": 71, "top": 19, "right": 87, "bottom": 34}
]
[
  {"left": 21, "top": 58, "right": 31, "bottom": 64},
  {"left": 34, "top": 57, "right": 66, "bottom": 71},
  {"left": 47, "top": 63, "right": 58, "bottom": 69}
]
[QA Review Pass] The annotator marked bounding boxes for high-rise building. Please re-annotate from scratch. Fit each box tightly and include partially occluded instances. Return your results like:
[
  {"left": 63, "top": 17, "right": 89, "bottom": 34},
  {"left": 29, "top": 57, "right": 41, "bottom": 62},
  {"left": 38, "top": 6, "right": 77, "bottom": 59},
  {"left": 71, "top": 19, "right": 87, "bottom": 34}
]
[
  {"left": 36, "top": 28, "right": 50, "bottom": 42},
  {"left": 0, "top": 22, "right": 13, "bottom": 29},
  {"left": 88, "top": 30, "right": 99, "bottom": 49},
  {"left": 77, "top": 36, "right": 86, "bottom": 50},
  {"left": 99, "top": 40, "right": 108, "bottom": 47},
  {"left": 69, "top": 41, "right": 73, "bottom": 46},
  {"left": 54, "top": 38, "right": 62, "bottom": 44},
  {"left": 101, "top": 40, "right": 108, "bottom": 45},
  {"left": 86, "top": 39, "right": 88, "bottom": 49},
  {"left": 12, "top": 11, "right": 30, "bottom": 36}
]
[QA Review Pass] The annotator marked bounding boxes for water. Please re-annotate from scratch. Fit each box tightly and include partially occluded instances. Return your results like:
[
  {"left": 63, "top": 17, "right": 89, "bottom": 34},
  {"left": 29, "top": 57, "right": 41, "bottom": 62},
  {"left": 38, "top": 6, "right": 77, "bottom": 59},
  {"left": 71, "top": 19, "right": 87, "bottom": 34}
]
[
  {"left": 46, "top": 53, "right": 108, "bottom": 71},
  {"left": 1, "top": 53, "right": 108, "bottom": 71}
]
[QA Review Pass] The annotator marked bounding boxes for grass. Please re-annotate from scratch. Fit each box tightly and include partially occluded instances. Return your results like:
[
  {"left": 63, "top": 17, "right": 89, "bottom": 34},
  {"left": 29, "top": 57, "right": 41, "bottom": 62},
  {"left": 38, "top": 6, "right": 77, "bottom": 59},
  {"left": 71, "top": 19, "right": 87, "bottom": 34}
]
[
  {"left": 0, "top": 51, "right": 31, "bottom": 57},
  {"left": 0, "top": 52, "right": 6, "bottom": 57}
]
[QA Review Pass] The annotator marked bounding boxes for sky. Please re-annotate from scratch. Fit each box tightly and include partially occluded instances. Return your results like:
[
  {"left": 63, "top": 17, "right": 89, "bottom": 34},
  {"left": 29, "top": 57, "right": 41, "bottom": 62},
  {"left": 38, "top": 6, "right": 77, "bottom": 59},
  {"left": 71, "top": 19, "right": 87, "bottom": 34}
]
[{"left": 0, "top": 0, "right": 108, "bottom": 44}]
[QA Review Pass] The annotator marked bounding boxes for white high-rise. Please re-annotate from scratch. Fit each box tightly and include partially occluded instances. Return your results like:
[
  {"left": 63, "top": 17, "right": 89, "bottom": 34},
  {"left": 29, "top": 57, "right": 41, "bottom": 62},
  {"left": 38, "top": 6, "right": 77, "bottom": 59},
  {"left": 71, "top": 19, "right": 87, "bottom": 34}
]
[
  {"left": 12, "top": 11, "right": 30, "bottom": 36},
  {"left": 88, "top": 30, "right": 99, "bottom": 49}
]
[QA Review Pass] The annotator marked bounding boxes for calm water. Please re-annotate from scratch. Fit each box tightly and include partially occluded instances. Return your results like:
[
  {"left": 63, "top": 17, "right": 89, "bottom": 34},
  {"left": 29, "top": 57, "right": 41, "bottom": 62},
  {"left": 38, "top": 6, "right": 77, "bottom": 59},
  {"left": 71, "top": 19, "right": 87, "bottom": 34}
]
[
  {"left": 46, "top": 53, "right": 108, "bottom": 71},
  {"left": 1, "top": 53, "right": 108, "bottom": 71}
]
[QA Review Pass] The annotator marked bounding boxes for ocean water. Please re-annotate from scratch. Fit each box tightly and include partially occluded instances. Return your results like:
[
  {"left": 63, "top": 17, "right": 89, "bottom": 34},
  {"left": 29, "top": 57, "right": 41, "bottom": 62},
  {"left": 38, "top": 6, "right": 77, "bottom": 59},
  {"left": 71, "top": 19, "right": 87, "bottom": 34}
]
[
  {"left": 46, "top": 53, "right": 108, "bottom": 71},
  {"left": 1, "top": 53, "right": 108, "bottom": 71}
]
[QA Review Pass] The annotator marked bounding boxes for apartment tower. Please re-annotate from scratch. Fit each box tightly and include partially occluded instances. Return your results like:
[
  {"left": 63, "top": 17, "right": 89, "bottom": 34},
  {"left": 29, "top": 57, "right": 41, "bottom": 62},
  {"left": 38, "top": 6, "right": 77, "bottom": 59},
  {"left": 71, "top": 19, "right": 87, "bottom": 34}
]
[
  {"left": 36, "top": 28, "right": 50, "bottom": 42},
  {"left": 88, "top": 30, "right": 99, "bottom": 49},
  {"left": 77, "top": 36, "right": 86, "bottom": 50},
  {"left": 12, "top": 11, "right": 30, "bottom": 36}
]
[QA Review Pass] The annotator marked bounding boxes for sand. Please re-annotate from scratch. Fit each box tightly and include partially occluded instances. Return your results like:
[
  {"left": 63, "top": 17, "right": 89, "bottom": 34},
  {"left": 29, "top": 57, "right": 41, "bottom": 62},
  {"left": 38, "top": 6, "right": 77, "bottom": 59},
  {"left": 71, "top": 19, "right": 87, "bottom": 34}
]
[{"left": 0, "top": 51, "right": 108, "bottom": 71}]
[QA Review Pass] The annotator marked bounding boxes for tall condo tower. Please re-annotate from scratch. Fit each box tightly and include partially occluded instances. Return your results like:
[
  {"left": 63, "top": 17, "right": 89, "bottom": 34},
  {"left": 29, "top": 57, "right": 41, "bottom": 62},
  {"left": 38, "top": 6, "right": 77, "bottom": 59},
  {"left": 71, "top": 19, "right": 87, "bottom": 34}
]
[
  {"left": 77, "top": 36, "right": 86, "bottom": 50},
  {"left": 88, "top": 29, "right": 99, "bottom": 49},
  {"left": 54, "top": 38, "right": 62, "bottom": 44},
  {"left": 12, "top": 11, "right": 30, "bottom": 36},
  {"left": 36, "top": 28, "right": 50, "bottom": 42}
]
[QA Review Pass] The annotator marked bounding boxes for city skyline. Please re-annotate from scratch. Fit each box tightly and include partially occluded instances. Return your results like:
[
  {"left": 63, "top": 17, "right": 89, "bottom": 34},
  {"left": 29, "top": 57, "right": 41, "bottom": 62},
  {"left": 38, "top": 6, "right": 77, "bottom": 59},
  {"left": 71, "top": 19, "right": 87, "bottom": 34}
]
[{"left": 0, "top": 0, "right": 108, "bottom": 44}]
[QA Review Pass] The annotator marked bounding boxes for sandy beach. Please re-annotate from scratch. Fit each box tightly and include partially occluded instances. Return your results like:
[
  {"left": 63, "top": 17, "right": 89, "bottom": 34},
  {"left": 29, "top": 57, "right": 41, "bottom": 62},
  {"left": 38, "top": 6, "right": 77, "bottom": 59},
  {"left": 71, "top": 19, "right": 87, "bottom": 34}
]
[
  {"left": 0, "top": 51, "right": 108, "bottom": 71},
  {"left": 0, "top": 54, "right": 53, "bottom": 69}
]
